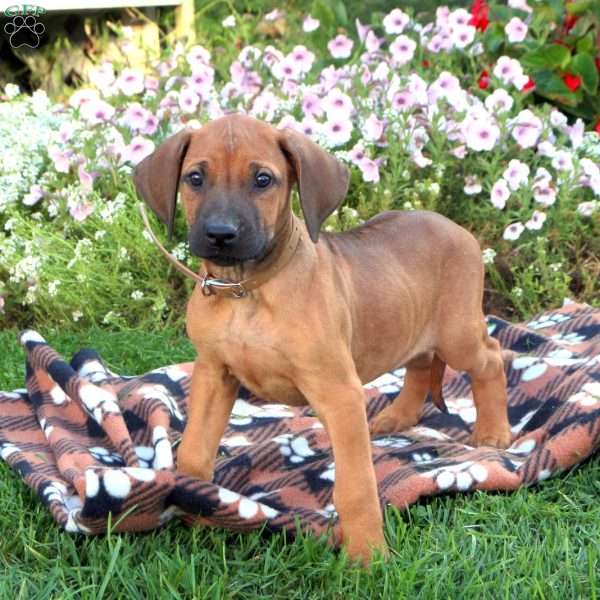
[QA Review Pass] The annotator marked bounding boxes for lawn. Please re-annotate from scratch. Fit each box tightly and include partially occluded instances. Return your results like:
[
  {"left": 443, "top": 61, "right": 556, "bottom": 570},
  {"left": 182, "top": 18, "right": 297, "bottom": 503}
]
[{"left": 1, "top": 326, "right": 599, "bottom": 599}]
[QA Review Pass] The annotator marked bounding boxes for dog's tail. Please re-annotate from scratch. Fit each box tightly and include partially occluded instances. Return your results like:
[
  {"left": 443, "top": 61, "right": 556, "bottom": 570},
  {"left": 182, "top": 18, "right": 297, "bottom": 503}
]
[{"left": 427, "top": 354, "right": 448, "bottom": 413}]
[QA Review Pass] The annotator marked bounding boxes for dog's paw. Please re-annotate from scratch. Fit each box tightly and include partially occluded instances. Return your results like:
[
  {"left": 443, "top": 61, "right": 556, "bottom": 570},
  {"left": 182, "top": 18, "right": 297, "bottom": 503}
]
[
  {"left": 345, "top": 534, "right": 389, "bottom": 566},
  {"left": 369, "top": 406, "right": 419, "bottom": 436},
  {"left": 470, "top": 425, "right": 512, "bottom": 449}
]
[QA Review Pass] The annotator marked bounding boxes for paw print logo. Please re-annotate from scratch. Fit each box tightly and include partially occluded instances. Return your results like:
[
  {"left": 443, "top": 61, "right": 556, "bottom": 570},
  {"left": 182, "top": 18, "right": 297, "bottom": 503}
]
[{"left": 4, "top": 15, "right": 45, "bottom": 49}]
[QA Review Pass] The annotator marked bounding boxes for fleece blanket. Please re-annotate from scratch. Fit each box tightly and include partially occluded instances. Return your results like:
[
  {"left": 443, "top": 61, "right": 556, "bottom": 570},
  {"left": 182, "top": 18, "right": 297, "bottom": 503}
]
[{"left": 0, "top": 303, "right": 599, "bottom": 542}]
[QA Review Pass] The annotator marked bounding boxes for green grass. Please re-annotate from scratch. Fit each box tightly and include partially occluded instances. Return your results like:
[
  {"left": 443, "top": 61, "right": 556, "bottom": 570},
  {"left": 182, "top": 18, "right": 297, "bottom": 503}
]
[{"left": 1, "top": 326, "right": 600, "bottom": 599}]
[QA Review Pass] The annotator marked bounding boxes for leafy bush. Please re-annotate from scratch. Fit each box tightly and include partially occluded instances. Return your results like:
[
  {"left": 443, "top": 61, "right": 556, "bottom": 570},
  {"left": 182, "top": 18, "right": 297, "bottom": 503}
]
[{"left": 0, "top": 4, "right": 598, "bottom": 330}]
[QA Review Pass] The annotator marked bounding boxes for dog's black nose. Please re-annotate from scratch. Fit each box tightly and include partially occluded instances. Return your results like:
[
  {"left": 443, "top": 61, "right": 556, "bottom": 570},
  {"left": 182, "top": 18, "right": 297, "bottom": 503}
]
[{"left": 205, "top": 222, "right": 239, "bottom": 247}]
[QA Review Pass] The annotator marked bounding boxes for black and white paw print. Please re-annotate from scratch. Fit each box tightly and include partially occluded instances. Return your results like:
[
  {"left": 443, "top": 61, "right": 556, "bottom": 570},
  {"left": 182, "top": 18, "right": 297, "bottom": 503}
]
[
  {"left": 218, "top": 487, "right": 279, "bottom": 519},
  {"left": 89, "top": 446, "right": 125, "bottom": 466},
  {"left": 512, "top": 348, "right": 585, "bottom": 382},
  {"left": 4, "top": 15, "right": 45, "bottom": 49},
  {"left": 372, "top": 435, "right": 413, "bottom": 449},
  {"left": 422, "top": 460, "right": 488, "bottom": 491},
  {"left": 229, "top": 398, "right": 294, "bottom": 427},
  {"left": 527, "top": 312, "right": 571, "bottom": 330},
  {"left": 364, "top": 369, "right": 406, "bottom": 394},
  {"left": 272, "top": 433, "right": 317, "bottom": 464}
]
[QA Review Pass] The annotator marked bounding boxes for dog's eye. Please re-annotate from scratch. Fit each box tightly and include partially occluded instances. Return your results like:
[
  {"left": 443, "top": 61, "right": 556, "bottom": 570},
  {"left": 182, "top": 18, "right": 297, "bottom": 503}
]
[
  {"left": 188, "top": 172, "right": 203, "bottom": 187},
  {"left": 255, "top": 172, "right": 272, "bottom": 188}
]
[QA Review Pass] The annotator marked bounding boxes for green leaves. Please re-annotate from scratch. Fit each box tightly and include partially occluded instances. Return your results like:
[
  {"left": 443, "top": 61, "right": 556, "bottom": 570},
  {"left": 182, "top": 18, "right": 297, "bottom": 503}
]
[
  {"left": 571, "top": 52, "right": 599, "bottom": 94},
  {"left": 521, "top": 44, "right": 571, "bottom": 70}
]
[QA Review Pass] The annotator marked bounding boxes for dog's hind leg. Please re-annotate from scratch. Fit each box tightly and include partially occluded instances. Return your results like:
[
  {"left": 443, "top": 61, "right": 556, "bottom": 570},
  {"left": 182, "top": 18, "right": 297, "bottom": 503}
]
[{"left": 369, "top": 353, "right": 435, "bottom": 435}]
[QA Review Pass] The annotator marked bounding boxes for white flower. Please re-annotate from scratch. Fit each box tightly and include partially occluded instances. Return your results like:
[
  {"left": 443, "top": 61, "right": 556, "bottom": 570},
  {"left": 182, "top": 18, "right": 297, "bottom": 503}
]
[
  {"left": 490, "top": 178, "right": 510, "bottom": 209},
  {"left": 577, "top": 201, "right": 598, "bottom": 216},
  {"left": 4, "top": 83, "right": 20, "bottom": 99},
  {"left": 322, "top": 87, "right": 354, "bottom": 118},
  {"left": 321, "top": 119, "right": 353, "bottom": 147},
  {"left": 451, "top": 25, "right": 476, "bottom": 49},
  {"left": 505, "top": 17, "right": 528, "bottom": 43},
  {"left": 222, "top": 15, "right": 236, "bottom": 28},
  {"left": 551, "top": 150, "right": 573, "bottom": 171},
  {"left": 511, "top": 109, "right": 543, "bottom": 148},
  {"left": 328, "top": 35, "right": 353, "bottom": 59},
  {"left": 484, "top": 88, "right": 514, "bottom": 113},
  {"left": 503, "top": 222, "right": 525, "bottom": 241},
  {"left": 493, "top": 56, "right": 525, "bottom": 87},
  {"left": 463, "top": 116, "right": 500, "bottom": 152},
  {"left": 383, "top": 8, "right": 410, "bottom": 34},
  {"left": 302, "top": 15, "right": 320, "bottom": 32},
  {"left": 537, "top": 141, "right": 556, "bottom": 158},
  {"left": 533, "top": 183, "right": 557, "bottom": 206},
  {"left": 503, "top": 159, "right": 530, "bottom": 191},
  {"left": 389, "top": 35, "right": 417, "bottom": 66},
  {"left": 482, "top": 248, "right": 497, "bottom": 264},
  {"left": 464, "top": 176, "right": 482, "bottom": 195},
  {"left": 525, "top": 210, "right": 547, "bottom": 230},
  {"left": 131, "top": 290, "right": 144, "bottom": 300}
]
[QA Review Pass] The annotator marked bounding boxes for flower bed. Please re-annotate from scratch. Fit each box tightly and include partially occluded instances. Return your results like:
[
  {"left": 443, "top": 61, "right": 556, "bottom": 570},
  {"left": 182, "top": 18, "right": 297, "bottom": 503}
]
[{"left": 0, "top": 4, "right": 598, "bottom": 329}]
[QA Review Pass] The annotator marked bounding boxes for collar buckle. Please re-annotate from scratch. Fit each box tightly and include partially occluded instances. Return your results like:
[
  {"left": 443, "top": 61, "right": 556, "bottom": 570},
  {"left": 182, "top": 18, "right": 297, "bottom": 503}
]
[{"left": 200, "top": 275, "right": 248, "bottom": 299}]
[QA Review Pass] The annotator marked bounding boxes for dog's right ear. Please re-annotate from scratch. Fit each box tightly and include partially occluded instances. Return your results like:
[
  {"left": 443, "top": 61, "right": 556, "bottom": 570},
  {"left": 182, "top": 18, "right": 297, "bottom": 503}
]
[{"left": 133, "top": 128, "right": 192, "bottom": 239}]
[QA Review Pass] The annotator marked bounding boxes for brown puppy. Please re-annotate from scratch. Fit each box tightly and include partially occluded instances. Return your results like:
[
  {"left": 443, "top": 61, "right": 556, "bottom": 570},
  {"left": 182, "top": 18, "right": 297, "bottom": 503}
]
[{"left": 134, "top": 114, "right": 512, "bottom": 563}]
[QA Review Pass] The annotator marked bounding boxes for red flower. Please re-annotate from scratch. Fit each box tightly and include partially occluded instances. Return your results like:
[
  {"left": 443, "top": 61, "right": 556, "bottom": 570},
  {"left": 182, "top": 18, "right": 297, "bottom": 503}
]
[
  {"left": 478, "top": 69, "right": 490, "bottom": 89},
  {"left": 595, "top": 120, "right": 600, "bottom": 134},
  {"left": 564, "top": 13, "right": 578, "bottom": 32},
  {"left": 469, "top": 0, "right": 489, "bottom": 32},
  {"left": 422, "top": 59, "right": 430, "bottom": 68},
  {"left": 522, "top": 77, "right": 535, "bottom": 92},
  {"left": 563, "top": 73, "right": 582, "bottom": 92},
  {"left": 595, "top": 57, "right": 600, "bottom": 72}
]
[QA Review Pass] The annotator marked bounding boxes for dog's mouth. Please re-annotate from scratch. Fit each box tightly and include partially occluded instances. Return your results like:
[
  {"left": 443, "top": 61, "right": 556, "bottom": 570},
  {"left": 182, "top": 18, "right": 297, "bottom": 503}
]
[{"left": 201, "top": 246, "right": 268, "bottom": 267}]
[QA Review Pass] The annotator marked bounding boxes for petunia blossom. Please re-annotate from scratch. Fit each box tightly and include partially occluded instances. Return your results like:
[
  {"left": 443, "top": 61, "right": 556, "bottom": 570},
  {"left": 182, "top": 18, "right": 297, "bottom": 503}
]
[
  {"left": 116, "top": 68, "right": 145, "bottom": 96},
  {"left": 505, "top": 17, "right": 528, "bottom": 43},
  {"left": 525, "top": 210, "right": 547, "bottom": 230},
  {"left": 503, "top": 159, "right": 529, "bottom": 191},
  {"left": 303, "top": 15, "right": 320, "bottom": 32},
  {"left": 328, "top": 35, "right": 354, "bottom": 59},
  {"left": 383, "top": 8, "right": 410, "bottom": 34},
  {"left": 511, "top": 109, "right": 543, "bottom": 148},
  {"left": 503, "top": 222, "right": 525, "bottom": 241},
  {"left": 121, "top": 136, "right": 155, "bottom": 166},
  {"left": 389, "top": 35, "right": 416, "bottom": 66},
  {"left": 490, "top": 178, "right": 510, "bottom": 209}
]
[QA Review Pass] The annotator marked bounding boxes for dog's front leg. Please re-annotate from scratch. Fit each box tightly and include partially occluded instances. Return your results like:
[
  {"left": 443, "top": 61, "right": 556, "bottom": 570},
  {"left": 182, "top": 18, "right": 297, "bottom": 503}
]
[
  {"left": 177, "top": 358, "right": 239, "bottom": 480},
  {"left": 298, "top": 371, "right": 387, "bottom": 565}
]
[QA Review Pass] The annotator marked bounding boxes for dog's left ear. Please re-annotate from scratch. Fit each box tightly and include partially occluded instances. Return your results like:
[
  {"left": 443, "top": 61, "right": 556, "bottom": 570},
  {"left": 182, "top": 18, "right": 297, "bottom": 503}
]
[
  {"left": 133, "top": 128, "right": 192, "bottom": 239},
  {"left": 279, "top": 128, "right": 350, "bottom": 243}
]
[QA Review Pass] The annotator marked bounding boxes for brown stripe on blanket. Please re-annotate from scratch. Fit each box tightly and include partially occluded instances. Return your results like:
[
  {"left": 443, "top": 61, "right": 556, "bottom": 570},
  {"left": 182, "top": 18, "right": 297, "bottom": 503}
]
[{"left": 1, "top": 304, "right": 599, "bottom": 543}]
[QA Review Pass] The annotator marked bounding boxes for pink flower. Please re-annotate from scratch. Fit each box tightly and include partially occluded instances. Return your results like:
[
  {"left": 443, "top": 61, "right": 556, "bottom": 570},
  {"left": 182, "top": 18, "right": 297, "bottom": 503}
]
[
  {"left": 121, "top": 136, "right": 155, "bottom": 165},
  {"left": 505, "top": 17, "right": 528, "bottom": 43},
  {"left": 362, "top": 114, "right": 385, "bottom": 141},
  {"left": 551, "top": 150, "right": 573, "bottom": 171},
  {"left": 355, "top": 18, "right": 370, "bottom": 42},
  {"left": 349, "top": 143, "right": 366, "bottom": 165},
  {"left": 463, "top": 117, "right": 500, "bottom": 152},
  {"left": 188, "top": 65, "right": 215, "bottom": 96},
  {"left": 290, "top": 45, "right": 315, "bottom": 73},
  {"left": 493, "top": 56, "right": 524, "bottom": 86},
  {"left": 389, "top": 35, "right": 416, "bottom": 66},
  {"left": 69, "top": 89, "right": 99, "bottom": 109},
  {"left": 49, "top": 146, "right": 72, "bottom": 173},
  {"left": 511, "top": 109, "right": 543, "bottom": 148},
  {"left": 503, "top": 159, "right": 529, "bottom": 191},
  {"left": 412, "top": 150, "right": 432, "bottom": 168},
  {"left": 451, "top": 25, "right": 476, "bottom": 49},
  {"left": 56, "top": 121, "right": 75, "bottom": 144},
  {"left": 179, "top": 87, "right": 200, "bottom": 113},
  {"left": 264, "top": 8, "right": 283, "bottom": 21},
  {"left": 78, "top": 165, "right": 96, "bottom": 192},
  {"left": 503, "top": 222, "right": 525, "bottom": 241},
  {"left": 448, "top": 8, "right": 471, "bottom": 29},
  {"left": 391, "top": 90, "right": 413, "bottom": 112},
  {"left": 80, "top": 99, "right": 115, "bottom": 124},
  {"left": 328, "top": 35, "right": 354, "bottom": 59},
  {"left": 145, "top": 77, "right": 159, "bottom": 93},
  {"left": 365, "top": 30, "right": 382, "bottom": 53},
  {"left": 321, "top": 119, "right": 353, "bottom": 146},
  {"left": 508, "top": 0, "right": 532, "bottom": 12},
  {"left": 303, "top": 15, "right": 320, "bottom": 32},
  {"left": 484, "top": 89, "right": 514, "bottom": 113},
  {"left": 272, "top": 57, "right": 301, "bottom": 81},
  {"left": 537, "top": 141, "right": 557, "bottom": 158},
  {"left": 186, "top": 45, "right": 211, "bottom": 69},
  {"left": 490, "top": 179, "right": 510, "bottom": 209},
  {"left": 122, "top": 102, "right": 149, "bottom": 130},
  {"left": 263, "top": 45, "right": 284, "bottom": 68},
  {"left": 565, "top": 118, "right": 585, "bottom": 148},
  {"left": 525, "top": 210, "right": 546, "bottom": 230},
  {"left": 23, "top": 185, "right": 44, "bottom": 206},
  {"left": 302, "top": 93, "right": 323, "bottom": 118},
  {"left": 69, "top": 201, "right": 94, "bottom": 222},
  {"left": 533, "top": 184, "right": 557, "bottom": 206},
  {"left": 141, "top": 113, "right": 159, "bottom": 136},
  {"left": 116, "top": 68, "right": 145, "bottom": 96},
  {"left": 322, "top": 87, "right": 354, "bottom": 118},
  {"left": 383, "top": 8, "right": 409, "bottom": 34},
  {"left": 358, "top": 157, "right": 380, "bottom": 182}
]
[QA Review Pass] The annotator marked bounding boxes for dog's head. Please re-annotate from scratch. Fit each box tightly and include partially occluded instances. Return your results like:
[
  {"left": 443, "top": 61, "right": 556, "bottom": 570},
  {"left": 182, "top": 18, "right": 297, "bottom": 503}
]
[{"left": 133, "top": 114, "right": 349, "bottom": 267}]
